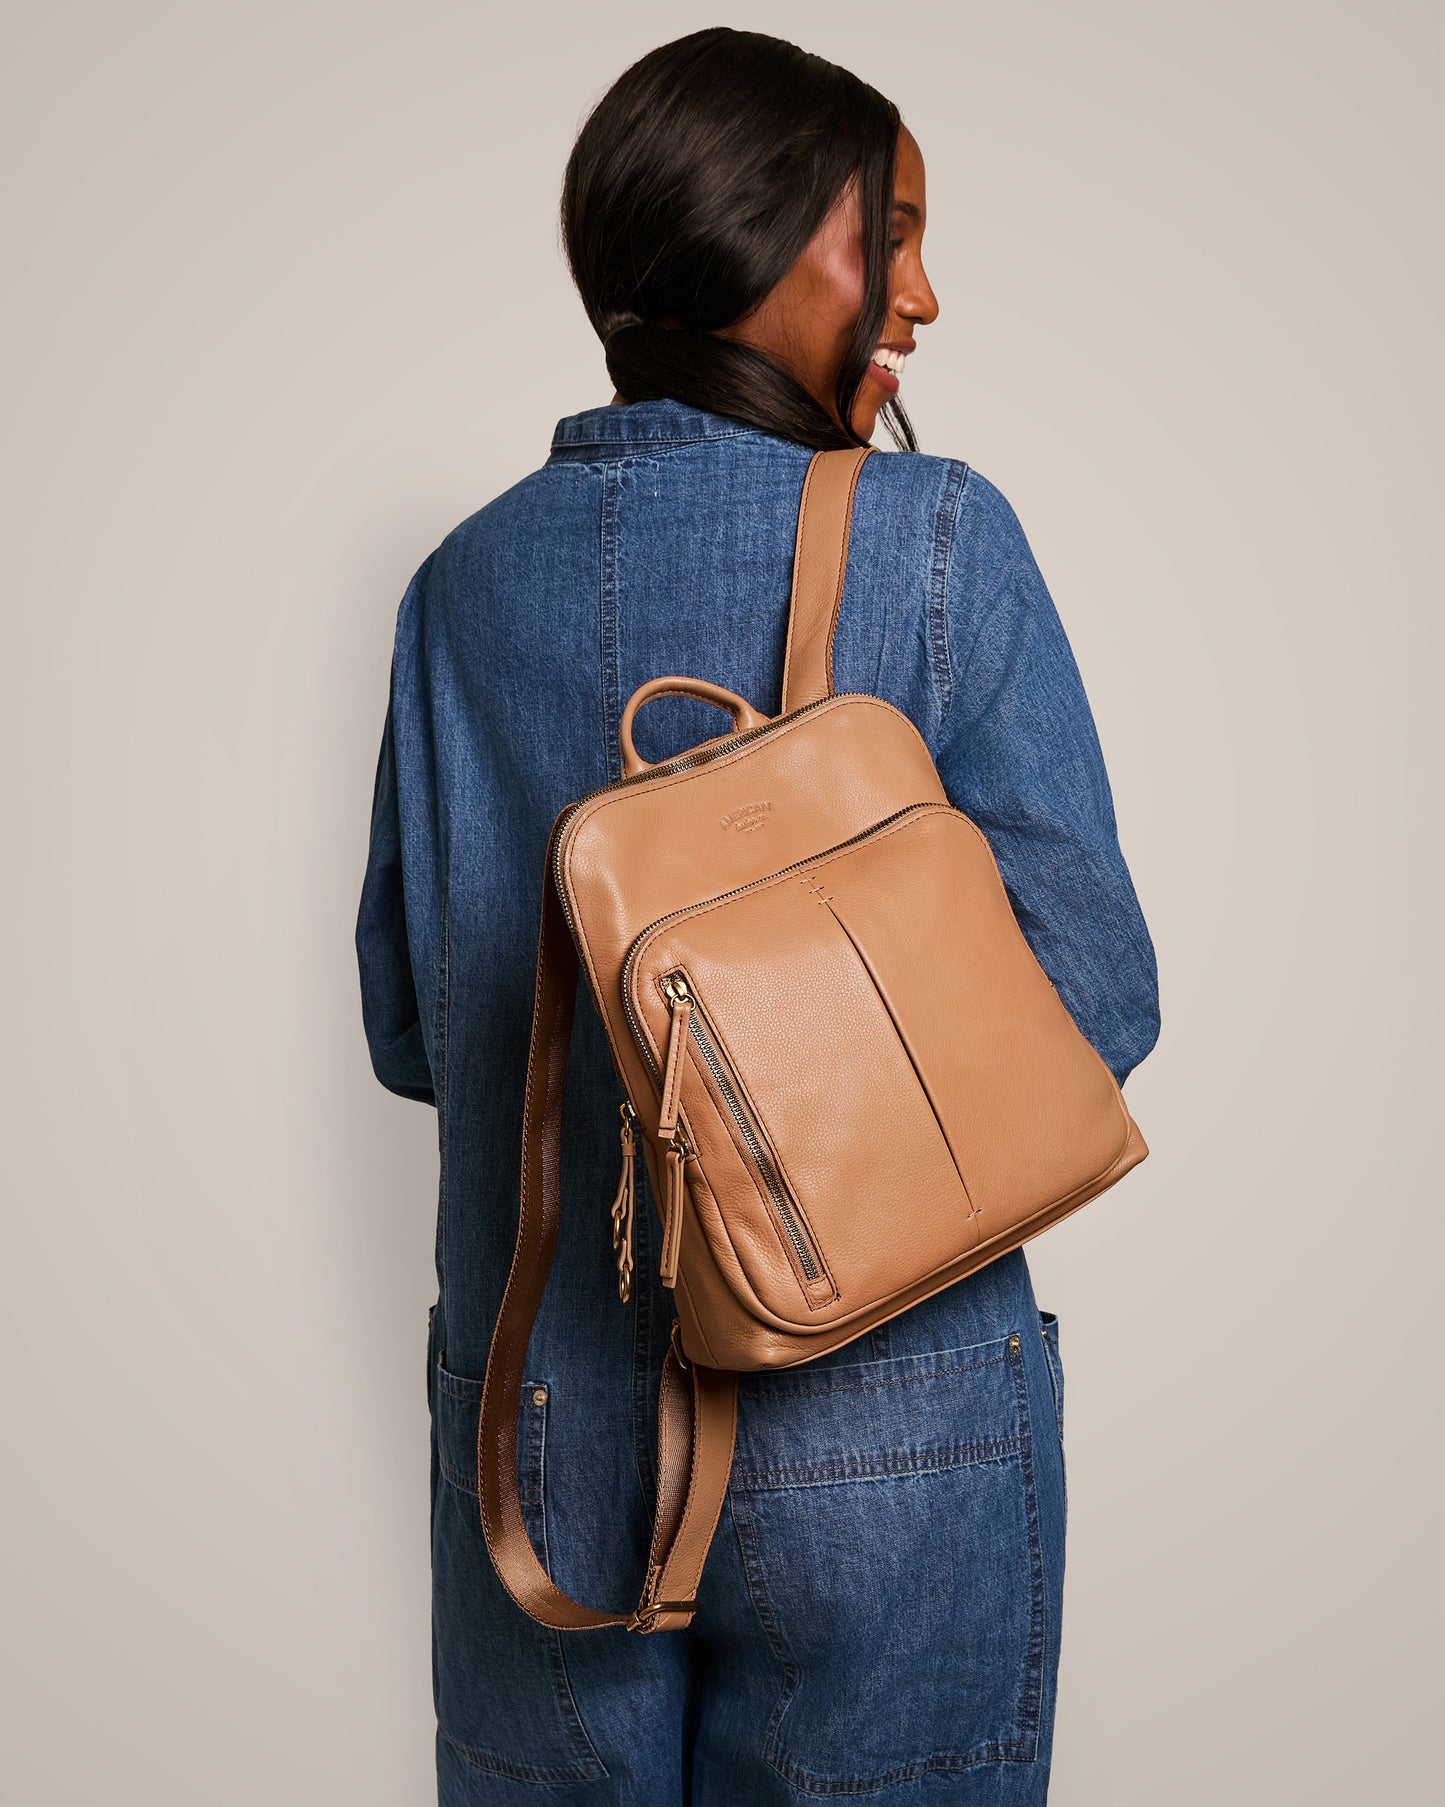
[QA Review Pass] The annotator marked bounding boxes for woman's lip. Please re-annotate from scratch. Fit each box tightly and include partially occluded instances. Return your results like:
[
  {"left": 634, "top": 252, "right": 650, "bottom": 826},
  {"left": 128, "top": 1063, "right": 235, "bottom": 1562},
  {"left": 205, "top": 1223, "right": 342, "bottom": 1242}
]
[{"left": 868, "top": 360, "right": 901, "bottom": 395}]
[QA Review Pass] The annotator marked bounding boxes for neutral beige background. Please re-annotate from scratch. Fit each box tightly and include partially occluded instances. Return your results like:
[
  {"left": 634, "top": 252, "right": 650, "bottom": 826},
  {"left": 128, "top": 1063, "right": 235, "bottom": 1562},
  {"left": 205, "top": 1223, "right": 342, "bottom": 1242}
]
[{"left": 3, "top": 1, "right": 1439, "bottom": 1800}]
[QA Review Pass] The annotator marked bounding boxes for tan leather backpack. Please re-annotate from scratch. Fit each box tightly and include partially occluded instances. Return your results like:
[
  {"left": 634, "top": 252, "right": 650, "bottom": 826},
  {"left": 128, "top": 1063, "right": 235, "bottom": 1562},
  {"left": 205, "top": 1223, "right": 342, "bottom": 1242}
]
[{"left": 478, "top": 446, "right": 1149, "bottom": 1633}]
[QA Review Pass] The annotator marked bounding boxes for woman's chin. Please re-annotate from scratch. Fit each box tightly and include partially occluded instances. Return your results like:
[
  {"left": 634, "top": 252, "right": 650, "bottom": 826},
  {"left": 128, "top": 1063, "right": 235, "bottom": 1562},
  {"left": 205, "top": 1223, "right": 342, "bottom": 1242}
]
[{"left": 850, "top": 401, "right": 882, "bottom": 442}]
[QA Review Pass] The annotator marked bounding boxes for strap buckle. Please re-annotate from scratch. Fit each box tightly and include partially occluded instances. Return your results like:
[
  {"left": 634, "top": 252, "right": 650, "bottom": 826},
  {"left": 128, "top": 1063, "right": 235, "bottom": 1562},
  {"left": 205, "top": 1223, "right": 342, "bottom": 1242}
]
[
  {"left": 625, "top": 1597, "right": 700, "bottom": 1633},
  {"left": 669, "top": 1318, "right": 690, "bottom": 1370}
]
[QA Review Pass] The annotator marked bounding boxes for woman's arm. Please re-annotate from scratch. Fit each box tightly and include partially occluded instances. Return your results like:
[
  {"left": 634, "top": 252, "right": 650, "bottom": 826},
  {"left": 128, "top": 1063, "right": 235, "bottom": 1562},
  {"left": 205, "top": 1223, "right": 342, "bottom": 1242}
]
[
  {"left": 355, "top": 677, "right": 436, "bottom": 1107},
  {"left": 933, "top": 468, "right": 1161, "bottom": 1088}
]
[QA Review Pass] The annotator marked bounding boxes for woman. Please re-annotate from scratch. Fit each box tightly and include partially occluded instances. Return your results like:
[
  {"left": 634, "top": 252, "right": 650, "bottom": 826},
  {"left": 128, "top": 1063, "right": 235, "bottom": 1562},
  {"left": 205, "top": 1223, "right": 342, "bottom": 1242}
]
[{"left": 357, "top": 26, "right": 1160, "bottom": 1806}]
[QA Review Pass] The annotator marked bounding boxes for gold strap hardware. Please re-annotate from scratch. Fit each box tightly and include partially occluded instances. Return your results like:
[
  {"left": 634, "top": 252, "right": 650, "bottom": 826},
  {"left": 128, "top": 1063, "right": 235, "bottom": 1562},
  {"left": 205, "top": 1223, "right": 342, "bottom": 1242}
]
[{"left": 625, "top": 1597, "right": 700, "bottom": 1633}]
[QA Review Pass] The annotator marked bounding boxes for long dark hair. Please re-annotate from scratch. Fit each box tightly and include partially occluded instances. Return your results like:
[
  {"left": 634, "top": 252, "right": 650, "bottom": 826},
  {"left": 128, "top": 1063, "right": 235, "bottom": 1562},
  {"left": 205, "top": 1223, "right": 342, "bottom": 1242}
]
[{"left": 561, "top": 28, "right": 916, "bottom": 452}]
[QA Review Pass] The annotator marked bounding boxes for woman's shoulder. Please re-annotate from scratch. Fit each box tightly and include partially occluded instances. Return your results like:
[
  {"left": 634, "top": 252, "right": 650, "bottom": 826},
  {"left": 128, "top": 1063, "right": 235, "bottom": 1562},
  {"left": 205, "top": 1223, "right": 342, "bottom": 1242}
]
[
  {"left": 860, "top": 447, "right": 1033, "bottom": 562},
  {"left": 867, "top": 444, "right": 1022, "bottom": 517}
]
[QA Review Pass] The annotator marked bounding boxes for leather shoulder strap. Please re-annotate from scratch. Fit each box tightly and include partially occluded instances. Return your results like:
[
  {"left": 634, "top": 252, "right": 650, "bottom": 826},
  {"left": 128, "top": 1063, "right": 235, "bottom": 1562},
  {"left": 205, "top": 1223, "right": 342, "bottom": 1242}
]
[
  {"left": 476, "top": 812, "right": 739, "bottom": 1634},
  {"left": 780, "top": 445, "right": 876, "bottom": 713},
  {"left": 475, "top": 447, "right": 875, "bottom": 1635}
]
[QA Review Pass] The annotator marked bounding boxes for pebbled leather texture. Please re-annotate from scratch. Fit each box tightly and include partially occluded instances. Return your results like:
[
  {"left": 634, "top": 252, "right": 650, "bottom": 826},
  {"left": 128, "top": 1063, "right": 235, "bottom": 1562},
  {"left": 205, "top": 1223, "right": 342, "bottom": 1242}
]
[{"left": 477, "top": 444, "right": 1148, "bottom": 1633}]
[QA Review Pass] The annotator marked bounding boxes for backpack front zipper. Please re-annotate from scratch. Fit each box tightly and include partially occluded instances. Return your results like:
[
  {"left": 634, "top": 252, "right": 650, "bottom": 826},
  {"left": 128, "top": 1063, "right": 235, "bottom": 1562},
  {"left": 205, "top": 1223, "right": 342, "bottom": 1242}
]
[{"left": 657, "top": 969, "right": 823, "bottom": 1287}]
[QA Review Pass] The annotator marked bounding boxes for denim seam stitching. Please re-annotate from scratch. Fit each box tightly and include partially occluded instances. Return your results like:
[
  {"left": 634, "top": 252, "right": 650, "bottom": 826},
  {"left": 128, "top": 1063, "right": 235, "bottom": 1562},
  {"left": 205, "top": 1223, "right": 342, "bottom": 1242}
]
[
  {"left": 1008, "top": 1338, "right": 1047, "bottom": 1760},
  {"left": 528, "top": 1393, "right": 549, "bottom": 1566},
  {"left": 550, "top": 429, "right": 764, "bottom": 452},
  {"left": 437, "top": 1372, "right": 485, "bottom": 1404},
  {"left": 438, "top": 1453, "right": 477, "bottom": 1493},
  {"left": 727, "top": 1484, "right": 805, "bottom": 1771},
  {"left": 599, "top": 464, "right": 622, "bottom": 782},
  {"left": 732, "top": 1437, "right": 1024, "bottom": 1490},
  {"left": 769, "top": 1738, "right": 1042, "bottom": 1795},
  {"left": 747, "top": 1350, "right": 1007, "bottom": 1400},
  {"left": 435, "top": 1451, "right": 543, "bottom": 1508},
  {"left": 439, "top": 1726, "right": 605, "bottom": 1787},
  {"left": 934, "top": 463, "right": 982, "bottom": 748},
  {"left": 533, "top": 1393, "right": 610, "bottom": 1780},
  {"left": 434, "top": 878, "right": 449, "bottom": 1298},
  {"left": 928, "top": 457, "right": 969, "bottom": 730},
  {"left": 1043, "top": 1337, "right": 1064, "bottom": 1438}
]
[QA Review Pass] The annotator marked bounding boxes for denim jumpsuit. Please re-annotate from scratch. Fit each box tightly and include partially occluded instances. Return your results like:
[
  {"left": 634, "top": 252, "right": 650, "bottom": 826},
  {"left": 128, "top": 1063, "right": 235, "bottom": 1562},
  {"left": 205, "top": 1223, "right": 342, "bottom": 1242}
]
[{"left": 356, "top": 397, "right": 1161, "bottom": 1805}]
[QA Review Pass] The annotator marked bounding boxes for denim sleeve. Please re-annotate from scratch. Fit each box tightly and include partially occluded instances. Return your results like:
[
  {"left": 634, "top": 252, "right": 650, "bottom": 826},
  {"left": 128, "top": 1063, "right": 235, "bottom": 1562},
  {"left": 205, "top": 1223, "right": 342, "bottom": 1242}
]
[
  {"left": 355, "top": 680, "right": 436, "bottom": 1106},
  {"left": 933, "top": 469, "right": 1161, "bottom": 1088}
]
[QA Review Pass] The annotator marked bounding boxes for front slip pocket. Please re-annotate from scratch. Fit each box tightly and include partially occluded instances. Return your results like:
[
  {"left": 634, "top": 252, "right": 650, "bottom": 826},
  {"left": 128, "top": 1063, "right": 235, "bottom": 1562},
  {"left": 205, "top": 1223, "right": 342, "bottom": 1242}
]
[
  {"left": 625, "top": 803, "right": 1129, "bottom": 1332},
  {"left": 662, "top": 968, "right": 838, "bottom": 1309}
]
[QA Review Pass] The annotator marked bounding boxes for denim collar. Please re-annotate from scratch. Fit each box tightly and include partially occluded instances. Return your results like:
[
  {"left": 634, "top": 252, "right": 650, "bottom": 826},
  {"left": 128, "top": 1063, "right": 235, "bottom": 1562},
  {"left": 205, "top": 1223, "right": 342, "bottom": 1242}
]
[{"left": 545, "top": 396, "right": 769, "bottom": 463}]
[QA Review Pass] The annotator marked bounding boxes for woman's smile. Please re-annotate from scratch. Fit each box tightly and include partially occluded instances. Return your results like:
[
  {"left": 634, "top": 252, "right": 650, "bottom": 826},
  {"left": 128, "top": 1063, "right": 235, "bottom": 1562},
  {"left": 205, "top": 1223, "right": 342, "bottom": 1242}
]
[{"left": 868, "top": 340, "right": 915, "bottom": 395}]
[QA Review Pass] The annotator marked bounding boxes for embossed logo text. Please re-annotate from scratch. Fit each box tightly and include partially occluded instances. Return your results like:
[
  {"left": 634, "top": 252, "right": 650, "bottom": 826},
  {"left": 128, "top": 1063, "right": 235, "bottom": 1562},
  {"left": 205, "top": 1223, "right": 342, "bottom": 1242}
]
[{"left": 719, "top": 800, "right": 772, "bottom": 834}]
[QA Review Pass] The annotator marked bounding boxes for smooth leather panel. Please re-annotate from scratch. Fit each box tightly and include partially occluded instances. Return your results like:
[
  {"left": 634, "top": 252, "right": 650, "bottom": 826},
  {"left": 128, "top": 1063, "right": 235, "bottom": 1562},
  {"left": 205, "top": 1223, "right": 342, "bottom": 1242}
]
[
  {"left": 627, "top": 802, "right": 1135, "bottom": 1340},
  {"left": 822, "top": 809, "right": 1131, "bottom": 1226},
  {"left": 629, "top": 805, "right": 981, "bottom": 1329},
  {"left": 672, "top": 1111, "right": 1149, "bottom": 1371}
]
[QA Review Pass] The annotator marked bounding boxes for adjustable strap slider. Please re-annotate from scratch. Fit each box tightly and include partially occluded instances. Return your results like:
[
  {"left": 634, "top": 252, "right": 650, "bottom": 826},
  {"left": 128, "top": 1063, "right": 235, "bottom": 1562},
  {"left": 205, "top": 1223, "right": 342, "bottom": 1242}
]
[{"left": 625, "top": 1597, "right": 700, "bottom": 1633}]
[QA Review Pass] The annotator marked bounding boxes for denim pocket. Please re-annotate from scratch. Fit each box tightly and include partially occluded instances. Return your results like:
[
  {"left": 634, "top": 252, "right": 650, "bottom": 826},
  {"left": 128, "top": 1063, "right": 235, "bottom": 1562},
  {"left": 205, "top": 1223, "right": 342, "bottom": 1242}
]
[
  {"left": 428, "top": 1354, "right": 604, "bottom": 1785},
  {"left": 729, "top": 1330, "right": 1048, "bottom": 1791}
]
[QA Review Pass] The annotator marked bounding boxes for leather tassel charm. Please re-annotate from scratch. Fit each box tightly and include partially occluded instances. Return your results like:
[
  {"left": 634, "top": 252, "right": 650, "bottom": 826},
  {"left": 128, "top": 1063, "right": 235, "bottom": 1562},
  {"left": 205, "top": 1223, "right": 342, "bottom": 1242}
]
[
  {"left": 659, "top": 1135, "right": 686, "bottom": 1289},
  {"left": 610, "top": 1102, "right": 637, "bottom": 1302}
]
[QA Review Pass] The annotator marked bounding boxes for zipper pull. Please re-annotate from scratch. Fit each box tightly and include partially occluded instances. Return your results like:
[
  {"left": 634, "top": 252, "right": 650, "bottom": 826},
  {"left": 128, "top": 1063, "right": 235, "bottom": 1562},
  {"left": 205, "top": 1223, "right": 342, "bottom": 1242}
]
[
  {"left": 660, "top": 1128, "right": 688, "bottom": 1289},
  {"left": 657, "top": 975, "right": 692, "bottom": 1289},
  {"left": 657, "top": 973, "right": 692, "bottom": 1146},
  {"left": 609, "top": 1101, "right": 637, "bottom": 1302}
]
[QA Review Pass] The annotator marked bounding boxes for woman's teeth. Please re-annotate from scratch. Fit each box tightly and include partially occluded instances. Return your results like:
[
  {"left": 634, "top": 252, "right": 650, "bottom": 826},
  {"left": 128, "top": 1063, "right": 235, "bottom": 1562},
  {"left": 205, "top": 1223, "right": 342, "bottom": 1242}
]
[{"left": 872, "top": 347, "right": 907, "bottom": 376}]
